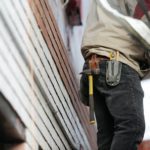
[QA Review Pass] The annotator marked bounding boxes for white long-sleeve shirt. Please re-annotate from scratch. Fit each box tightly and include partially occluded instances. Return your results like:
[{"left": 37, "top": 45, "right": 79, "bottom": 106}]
[{"left": 81, "top": 0, "right": 150, "bottom": 78}]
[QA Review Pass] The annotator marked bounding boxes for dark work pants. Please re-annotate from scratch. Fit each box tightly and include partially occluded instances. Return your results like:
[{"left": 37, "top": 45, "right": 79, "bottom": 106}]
[{"left": 80, "top": 61, "right": 145, "bottom": 150}]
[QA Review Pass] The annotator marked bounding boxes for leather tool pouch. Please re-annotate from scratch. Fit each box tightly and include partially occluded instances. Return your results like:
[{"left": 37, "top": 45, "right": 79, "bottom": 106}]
[{"left": 106, "top": 60, "right": 122, "bottom": 86}]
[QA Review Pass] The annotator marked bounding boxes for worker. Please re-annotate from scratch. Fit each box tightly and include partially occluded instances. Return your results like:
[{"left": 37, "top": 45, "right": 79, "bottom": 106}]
[{"left": 80, "top": 0, "right": 150, "bottom": 150}]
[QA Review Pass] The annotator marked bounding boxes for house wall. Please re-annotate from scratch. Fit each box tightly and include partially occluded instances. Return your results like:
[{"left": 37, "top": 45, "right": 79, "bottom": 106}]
[{"left": 0, "top": 0, "right": 97, "bottom": 149}]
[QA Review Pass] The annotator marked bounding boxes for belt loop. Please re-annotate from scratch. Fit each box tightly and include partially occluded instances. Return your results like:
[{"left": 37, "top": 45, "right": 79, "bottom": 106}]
[{"left": 109, "top": 51, "right": 120, "bottom": 61}]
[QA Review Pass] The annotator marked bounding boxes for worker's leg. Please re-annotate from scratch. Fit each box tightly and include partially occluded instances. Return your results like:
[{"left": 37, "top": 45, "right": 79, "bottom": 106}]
[
  {"left": 94, "top": 89, "right": 114, "bottom": 150},
  {"left": 94, "top": 61, "right": 145, "bottom": 150},
  {"left": 93, "top": 61, "right": 115, "bottom": 150},
  {"left": 104, "top": 63, "right": 145, "bottom": 150}
]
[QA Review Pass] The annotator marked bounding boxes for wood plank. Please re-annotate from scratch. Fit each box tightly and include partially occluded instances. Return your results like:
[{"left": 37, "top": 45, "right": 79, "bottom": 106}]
[
  {"left": 29, "top": 0, "right": 90, "bottom": 132},
  {"left": 36, "top": 0, "right": 92, "bottom": 130},
  {"left": 19, "top": 0, "right": 92, "bottom": 148},
  {"left": 0, "top": 19, "right": 71, "bottom": 150},
  {"left": 28, "top": 0, "right": 76, "bottom": 112},
  {"left": 0, "top": 39, "right": 58, "bottom": 150},
  {"left": 0, "top": 0, "right": 74, "bottom": 143},
  {"left": 4, "top": 0, "right": 90, "bottom": 148},
  {"left": 44, "top": 0, "right": 97, "bottom": 144},
  {"left": 30, "top": 0, "right": 95, "bottom": 148},
  {"left": 25, "top": 130, "right": 39, "bottom": 150},
  {"left": 0, "top": 0, "right": 97, "bottom": 148},
  {"left": 13, "top": 0, "right": 90, "bottom": 147},
  {"left": 0, "top": 72, "right": 50, "bottom": 150},
  {"left": 2, "top": 0, "right": 78, "bottom": 145},
  {"left": 0, "top": 1, "right": 82, "bottom": 149},
  {"left": 0, "top": 38, "right": 71, "bottom": 149},
  {"left": 43, "top": 0, "right": 78, "bottom": 88}
]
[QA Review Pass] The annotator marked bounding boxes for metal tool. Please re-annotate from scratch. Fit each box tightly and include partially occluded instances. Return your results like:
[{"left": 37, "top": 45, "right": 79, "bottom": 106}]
[{"left": 81, "top": 55, "right": 100, "bottom": 124}]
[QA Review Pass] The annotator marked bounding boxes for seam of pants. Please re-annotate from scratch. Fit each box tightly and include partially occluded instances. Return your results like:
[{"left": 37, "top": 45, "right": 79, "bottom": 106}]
[{"left": 128, "top": 77, "right": 139, "bottom": 150}]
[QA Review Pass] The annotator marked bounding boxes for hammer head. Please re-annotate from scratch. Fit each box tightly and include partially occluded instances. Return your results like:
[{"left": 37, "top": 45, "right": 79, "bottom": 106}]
[
  {"left": 81, "top": 68, "right": 100, "bottom": 75},
  {"left": 81, "top": 54, "right": 101, "bottom": 75}
]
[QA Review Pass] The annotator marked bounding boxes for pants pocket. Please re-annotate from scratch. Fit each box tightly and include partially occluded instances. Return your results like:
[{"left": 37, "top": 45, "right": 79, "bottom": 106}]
[{"left": 79, "top": 74, "right": 89, "bottom": 106}]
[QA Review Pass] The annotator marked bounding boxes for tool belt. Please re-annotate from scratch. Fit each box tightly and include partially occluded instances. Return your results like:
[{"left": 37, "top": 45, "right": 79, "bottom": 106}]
[
  {"left": 85, "top": 54, "right": 109, "bottom": 62},
  {"left": 80, "top": 52, "right": 122, "bottom": 124},
  {"left": 82, "top": 51, "right": 122, "bottom": 86}
]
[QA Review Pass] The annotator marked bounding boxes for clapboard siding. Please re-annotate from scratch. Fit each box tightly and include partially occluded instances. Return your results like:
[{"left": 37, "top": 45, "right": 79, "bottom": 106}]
[
  {"left": 0, "top": 0, "right": 97, "bottom": 149},
  {"left": 28, "top": 0, "right": 97, "bottom": 148},
  {"left": 0, "top": 25, "right": 64, "bottom": 149},
  {"left": 14, "top": 0, "right": 89, "bottom": 147}
]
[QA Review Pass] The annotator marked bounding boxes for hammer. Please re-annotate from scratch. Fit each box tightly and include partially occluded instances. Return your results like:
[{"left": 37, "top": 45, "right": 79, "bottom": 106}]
[{"left": 82, "top": 55, "right": 100, "bottom": 124}]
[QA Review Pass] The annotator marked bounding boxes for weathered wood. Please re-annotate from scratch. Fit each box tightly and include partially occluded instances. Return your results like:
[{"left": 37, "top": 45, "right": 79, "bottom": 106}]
[
  {"left": 28, "top": 0, "right": 96, "bottom": 148},
  {"left": 0, "top": 18, "right": 72, "bottom": 149},
  {"left": 25, "top": 130, "right": 39, "bottom": 150},
  {"left": 0, "top": 39, "right": 58, "bottom": 149},
  {"left": 14, "top": 0, "right": 89, "bottom": 146},
  {"left": 21, "top": 1, "right": 94, "bottom": 148},
  {"left": 0, "top": 0, "right": 97, "bottom": 149},
  {"left": 2, "top": 0, "right": 78, "bottom": 146},
  {"left": 0, "top": 73, "right": 50, "bottom": 150},
  {"left": 0, "top": 27, "right": 74, "bottom": 150}
]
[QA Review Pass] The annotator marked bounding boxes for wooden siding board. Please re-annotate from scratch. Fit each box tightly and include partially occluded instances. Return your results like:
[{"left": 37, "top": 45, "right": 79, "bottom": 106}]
[
  {"left": 32, "top": 0, "right": 97, "bottom": 148},
  {"left": 44, "top": 0, "right": 78, "bottom": 90},
  {"left": 0, "top": 43, "right": 65, "bottom": 150},
  {"left": 27, "top": 1, "right": 93, "bottom": 148},
  {"left": 0, "top": 12, "right": 70, "bottom": 149},
  {"left": 0, "top": 0, "right": 92, "bottom": 149},
  {"left": 0, "top": 0, "right": 97, "bottom": 148},
  {"left": 0, "top": 40, "right": 58, "bottom": 150},
  {"left": 45, "top": 1, "right": 98, "bottom": 147},
  {"left": 39, "top": 0, "right": 78, "bottom": 89},
  {"left": 14, "top": 1, "right": 87, "bottom": 146},
  {"left": 19, "top": 0, "right": 92, "bottom": 148},
  {"left": 1, "top": 0, "right": 75, "bottom": 145},
  {"left": 36, "top": 0, "right": 75, "bottom": 89},
  {"left": 25, "top": 130, "right": 39, "bottom": 150},
  {"left": 43, "top": 2, "right": 89, "bottom": 121},
  {"left": 0, "top": 74, "right": 50, "bottom": 150},
  {"left": 32, "top": 2, "right": 81, "bottom": 119},
  {"left": 30, "top": 0, "right": 88, "bottom": 128},
  {"left": 28, "top": 0, "right": 74, "bottom": 109},
  {"left": 8, "top": 6, "right": 78, "bottom": 146},
  {"left": 0, "top": 23, "right": 71, "bottom": 150},
  {"left": 0, "top": 48, "right": 50, "bottom": 150},
  {"left": 45, "top": 0, "right": 90, "bottom": 126},
  {"left": 1, "top": 33, "right": 70, "bottom": 149}
]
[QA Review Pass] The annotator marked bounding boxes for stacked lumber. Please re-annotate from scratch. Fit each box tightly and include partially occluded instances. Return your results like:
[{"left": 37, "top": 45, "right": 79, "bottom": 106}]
[{"left": 0, "top": 0, "right": 97, "bottom": 149}]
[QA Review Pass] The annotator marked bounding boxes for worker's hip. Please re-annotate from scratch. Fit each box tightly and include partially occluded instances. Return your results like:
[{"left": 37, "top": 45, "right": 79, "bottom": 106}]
[{"left": 79, "top": 60, "right": 143, "bottom": 106}]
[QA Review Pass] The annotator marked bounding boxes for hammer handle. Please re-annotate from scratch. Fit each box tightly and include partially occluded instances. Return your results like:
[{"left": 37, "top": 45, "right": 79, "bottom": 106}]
[{"left": 89, "top": 75, "right": 95, "bottom": 124}]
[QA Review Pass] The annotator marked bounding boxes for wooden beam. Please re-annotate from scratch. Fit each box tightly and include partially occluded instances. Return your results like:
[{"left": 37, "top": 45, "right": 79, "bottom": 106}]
[{"left": 28, "top": 0, "right": 97, "bottom": 148}]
